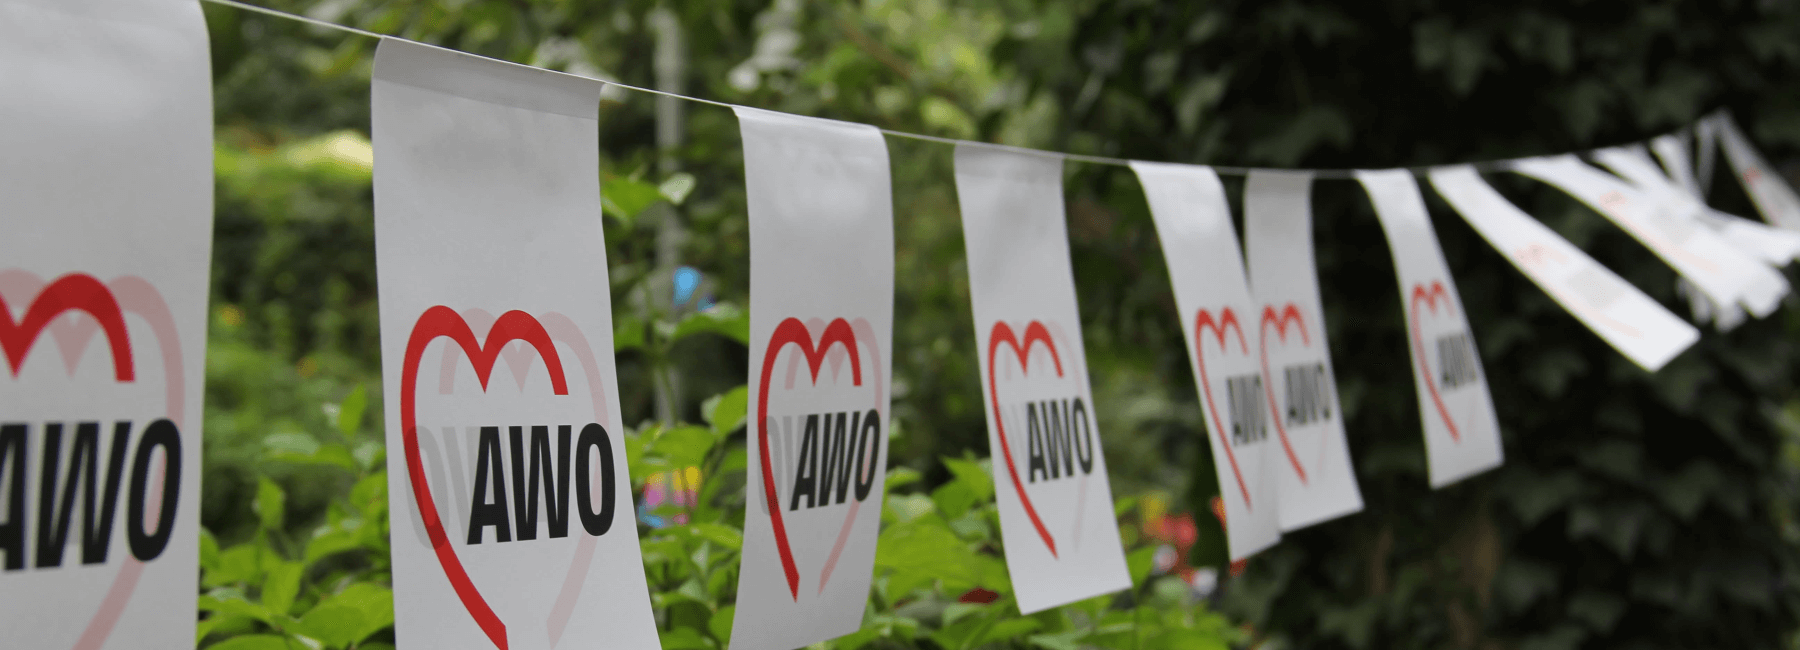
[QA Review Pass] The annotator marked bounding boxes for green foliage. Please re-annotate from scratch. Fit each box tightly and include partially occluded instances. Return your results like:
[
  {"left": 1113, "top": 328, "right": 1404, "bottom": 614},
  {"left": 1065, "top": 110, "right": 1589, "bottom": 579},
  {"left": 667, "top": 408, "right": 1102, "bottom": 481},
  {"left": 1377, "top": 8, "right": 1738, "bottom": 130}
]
[
  {"left": 197, "top": 0, "right": 1800, "bottom": 648},
  {"left": 630, "top": 393, "right": 1242, "bottom": 649}
]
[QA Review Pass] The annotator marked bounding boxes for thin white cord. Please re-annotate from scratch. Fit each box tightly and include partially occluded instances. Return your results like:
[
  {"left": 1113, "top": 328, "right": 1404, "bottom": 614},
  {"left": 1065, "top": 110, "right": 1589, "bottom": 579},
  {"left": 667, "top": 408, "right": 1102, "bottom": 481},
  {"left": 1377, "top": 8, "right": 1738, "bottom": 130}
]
[{"left": 198, "top": 0, "right": 1627, "bottom": 178}]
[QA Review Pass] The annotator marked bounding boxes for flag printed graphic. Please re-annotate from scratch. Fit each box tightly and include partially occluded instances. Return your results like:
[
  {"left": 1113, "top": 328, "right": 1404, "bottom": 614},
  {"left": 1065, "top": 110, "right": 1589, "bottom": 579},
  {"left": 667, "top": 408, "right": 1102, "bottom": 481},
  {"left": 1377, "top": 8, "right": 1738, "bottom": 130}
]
[
  {"left": 1131, "top": 162, "right": 1282, "bottom": 559},
  {"left": 0, "top": 0, "right": 213, "bottom": 647},
  {"left": 730, "top": 108, "right": 895, "bottom": 650},
  {"left": 956, "top": 146, "right": 1132, "bottom": 614},
  {"left": 372, "top": 39, "right": 658, "bottom": 650},
  {"left": 1241, "top": 172, "right": 1364, "bottom": 532},
  {"left": 1428, "top": 166, "right": 1699, "bottom": 371},
  {"left": 1356, "top": 170, "right": 1503, "bottom": 487}
]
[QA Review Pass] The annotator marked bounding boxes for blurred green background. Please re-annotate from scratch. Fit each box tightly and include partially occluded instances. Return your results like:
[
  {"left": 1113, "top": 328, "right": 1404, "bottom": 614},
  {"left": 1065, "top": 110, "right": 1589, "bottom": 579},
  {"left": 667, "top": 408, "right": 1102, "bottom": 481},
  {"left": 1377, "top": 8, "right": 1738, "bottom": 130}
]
[{"left": 195, "top": 0, "right": 1800, "bottom": 648}]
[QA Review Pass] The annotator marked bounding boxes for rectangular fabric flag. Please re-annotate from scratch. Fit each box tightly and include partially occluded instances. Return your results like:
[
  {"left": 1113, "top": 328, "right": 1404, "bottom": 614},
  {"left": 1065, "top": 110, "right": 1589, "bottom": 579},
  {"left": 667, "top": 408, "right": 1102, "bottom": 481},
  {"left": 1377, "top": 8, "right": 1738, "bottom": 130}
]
[
  {"left": 0, "top": 0, "right": 212, "bottom": 647},
  {"left": 1713, "top": 113, "right": 1800, "bottom": 231},
  {"left": 1241, "top": 171, "right": 1364, "bottom": 531},
  {"left": 730, "top": 108, "right": 895, "bottom": 650},
  {"left": 1131, "top": 162, "right": 1281, "bottom": 559},
  {"left": 956, "top": 145, "right": 1131, "bottom": 614},
  {"left": 372, "top": 39, "right": 659, "bottom": 650},
  {"left": 1428, "top": 166, "right": 1698, "bottom": 371},
  {"left": 1356, "top": 170, "right": 1503, "bottom": 487},
  {"left": 1513, "top": 155, "right": 1786, "bottom": 319},
  {"left": 1593, "top": 145, "right": 1796, "bottom": 332},
  {"left": 1650, "top": 134, "right": 1705, "bottom": 200},
  {"left": 1599, "top": 145, "right": 1800, "bottom": 268}
]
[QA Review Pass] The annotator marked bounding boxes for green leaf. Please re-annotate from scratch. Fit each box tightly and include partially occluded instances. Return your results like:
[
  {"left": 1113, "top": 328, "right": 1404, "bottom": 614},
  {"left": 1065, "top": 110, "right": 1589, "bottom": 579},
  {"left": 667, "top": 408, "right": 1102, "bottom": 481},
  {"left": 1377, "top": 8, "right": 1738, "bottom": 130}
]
[
  {"left": 268, "top": 442, "right": 359, "bottom": 471},
  {"left": 932, "top": 481, "right": 977, "bottom": 520},
  {"left": 305, "top": 525, "right": 365, "bottom": 565},
  {"left": 336, "top": 384, "right": 368, "bottom": 437},
  {"left": 941, "top": 456, "right": 994, "bottom": 504},
  {"left": 614, "top": 313, "right": 646, "bottom": 352},
  {"left": 292, "top": 583, "right": 394, "bottom": 648},
  {"left": 255, "top": 478, "right": 285, "bottom": 531},
  {"left": 659, "top": 172, "right": 697, "bottom": 205},
  {"left": 708, "top": 605, "right": 735, "bottom": 643},
  {"left": 1126, "top": 545, "right": 1157, "bottom": 587},
  {"left": 204, "top": 634, "right": 290, "bottom": 650},
  {"left": 602, "top": 174, "right": 666, "bottom": 226},
  {"left": 690, "top": 522, "right": 743, "bottom": 550},
  {"left": 885, "top": 467, "right": 922, "bottom": 492},
  {"left": 652, "top": 426, "right": 717, "bottom": 469},
  {"left": 261, "top": 561, "right": 304, "bottom": 616},
  {"left": 200, "top": 527, "right": 221, "bottom": 573},
  {"left": 669, "top": 303, "right": 749, "bottom": 345},
  {"left": 658, "top": 626, "right": 713, "bottom": 650},
  {"left": 981, "top": 617, "right": 1044, "bottom": 645},
  {"left": 1028, "top": 629, "right": 1090, "bottom": 650},
  {"left": 199, "top": 588, "right": 275, "bottom": 624},
  {"left": 702, "top": 386, "right": 749, "bottom": 437}
]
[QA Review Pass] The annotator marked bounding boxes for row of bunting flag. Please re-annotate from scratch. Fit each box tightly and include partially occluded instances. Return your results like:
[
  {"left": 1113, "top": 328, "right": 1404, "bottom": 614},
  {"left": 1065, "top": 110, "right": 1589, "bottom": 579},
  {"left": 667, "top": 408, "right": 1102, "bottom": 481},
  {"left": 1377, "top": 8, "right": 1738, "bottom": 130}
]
[{"left": 7, "top": 0, "right": 1800, "bottom": 648}]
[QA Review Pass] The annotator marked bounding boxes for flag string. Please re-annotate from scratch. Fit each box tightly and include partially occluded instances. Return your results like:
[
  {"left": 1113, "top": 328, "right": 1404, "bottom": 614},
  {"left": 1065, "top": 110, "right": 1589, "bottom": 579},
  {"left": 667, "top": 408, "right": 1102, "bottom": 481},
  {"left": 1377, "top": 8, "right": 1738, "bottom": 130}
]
[{"left": 201, "top": 0, "right": 1678, "bottom": 180}]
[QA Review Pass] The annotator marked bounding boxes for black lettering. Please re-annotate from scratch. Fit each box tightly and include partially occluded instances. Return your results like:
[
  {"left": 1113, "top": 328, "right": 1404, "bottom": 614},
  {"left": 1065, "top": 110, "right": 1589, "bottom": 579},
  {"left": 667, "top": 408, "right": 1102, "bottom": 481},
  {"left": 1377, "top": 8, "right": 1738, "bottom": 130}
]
[
  {"left": 1027, "top": 403, "right": 1048, "bottom": 483},
  {"left": 574, "top": 423, "right": 615, "bottom": 536},
  {"left": 466, "top": 426, "right": 511, "bottom": 544},
  {"left": 818, "top": 413, "right": 847, "bottom": 507},
  {"left": 126, "top": 419, "right": 180, "bottom": 562},
  {"left": 1437, "top": 332, "right": 1480, "bottom": 388},
  {"left": 852, "top": 409, "right": 879, "bottom": 501},
  {"left": 1072, "top": 398, "right": 1095, "bottom": 474},
  {"left": 1280, "top": 363, "right": 1334, "bottom": 427},
  {"left": 36, "top": 422, "right": 82, "bottom": 568},
  {"left": 0, "top": 424, "right": 25, "bottom": 570},
  {"left": 1057, "top": 399, "right": 1076, "bottom": 478},
  {"left": 829, "top": 412, "right": 856, "bottom": 506},
  {"left": 84, "top": 422, "right": 131, "bottom": 565},
  {"left": 1043, "top": 401, "right": 1064, "bottom": 480},
  {"left": 790, "top": 415, "right": 819, "bottom": 510},
  {"left": 509, "top": 425, "right": 572, "bottom": 541},
  {"left": 1226, "top": 374, "right": 1267, "bottom": 446}
]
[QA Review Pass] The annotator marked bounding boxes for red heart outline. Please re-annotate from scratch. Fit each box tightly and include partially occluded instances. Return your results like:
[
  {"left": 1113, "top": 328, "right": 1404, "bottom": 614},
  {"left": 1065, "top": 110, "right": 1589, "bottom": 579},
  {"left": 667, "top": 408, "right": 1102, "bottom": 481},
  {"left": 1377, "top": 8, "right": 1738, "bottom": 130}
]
[
  {"left": 755, "top": 317, "right": 865, "bottom": 600},
  {"left": 1256, "top": 303, "right": 1314, "bottom": 484},
  {"left": 1193, "top": 308, "right": 1252, "bottom": 510},
  {"left": 1408, "top": 281, "right": 1462, "bottom": 443},
  {"left": 400, "top": 306, "right": 574, "bottom": 650},
  {"left": 1, "top": 270, "right": 186, "bottom": 650},
  {"left": 1, "top": 274, "right": 133, "bottom": 381},
  {"left": 986, "top": 320, "right": 1062, "bottom": 557}
]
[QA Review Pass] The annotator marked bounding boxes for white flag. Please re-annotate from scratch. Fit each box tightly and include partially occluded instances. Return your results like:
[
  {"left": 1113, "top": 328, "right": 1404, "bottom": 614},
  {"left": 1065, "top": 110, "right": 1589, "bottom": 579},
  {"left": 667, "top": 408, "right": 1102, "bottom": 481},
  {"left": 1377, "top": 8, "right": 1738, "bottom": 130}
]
[
  {"left": 1514, "top": 155, "right": 1786, "bottom": 320},
  {"left": 1714, "top": 113, "right": 1800, "bottom": 231},
  {"left": 1650, "top": 133, "right": 1704, "bottom": 199},
  {"left": 0, "top": 0, "right": 211, "bottom": 647},
  {"left": 372, "top": 39, "right": 659, "bottom": 650},
  {"left": 1239, "top": 171, "right": 1364, "bottom": 531},
  {"left": 1356, "top": 170, "right": 1503, "bottom": 487},
  {"left": 955, "top": 146, "right": 1131, "bottom": 613},
  {"left": 1597, "top": 145, "right": 1800, "bottom": 268},
  {"left": 1428, "top": 166, "right": 1698, "bottom": 371},
  {"left": 1131, "top": 162, "right": 1281, "bottom": 559},
  {"left": 730, "top": 108, "right": 894, "bottom": 650}
]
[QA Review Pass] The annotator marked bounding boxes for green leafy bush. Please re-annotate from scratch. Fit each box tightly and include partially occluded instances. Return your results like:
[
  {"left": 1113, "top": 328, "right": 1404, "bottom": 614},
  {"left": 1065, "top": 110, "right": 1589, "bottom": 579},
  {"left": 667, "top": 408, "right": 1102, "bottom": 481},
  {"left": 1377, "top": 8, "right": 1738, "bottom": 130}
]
[{"left": 198, "top": 0, "right": 1800, "bottom": 648}]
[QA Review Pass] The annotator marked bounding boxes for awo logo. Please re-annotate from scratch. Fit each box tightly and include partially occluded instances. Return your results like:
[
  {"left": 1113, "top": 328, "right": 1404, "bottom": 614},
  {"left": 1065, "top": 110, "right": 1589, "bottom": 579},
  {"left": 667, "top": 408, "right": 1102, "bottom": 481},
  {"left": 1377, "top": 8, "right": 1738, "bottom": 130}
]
[
  {"left": 986, "top": 320, "right": 1098, "bottom": 558},
  {"left": 398, "top": 306, "right": 618, "bottom": 650},
  {"left": 1408, "top": 282, "right": 1481, "bottom": 443},
  {"left": 756, "top": 317, "right": 885, "bottom": 600},
  {"left": 1256, "top": 303, "right": 1334, "bottom": 484},
  {"left": 1192, "top": 308, "right": 1260, "bottom": 509},
  {"left": 0, "top": 270, "right": 186, "bottom": 650}
]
